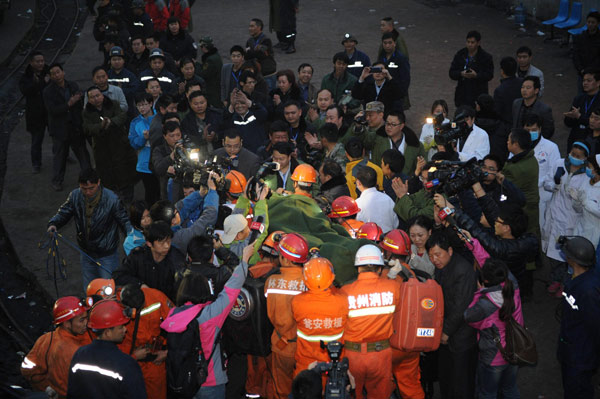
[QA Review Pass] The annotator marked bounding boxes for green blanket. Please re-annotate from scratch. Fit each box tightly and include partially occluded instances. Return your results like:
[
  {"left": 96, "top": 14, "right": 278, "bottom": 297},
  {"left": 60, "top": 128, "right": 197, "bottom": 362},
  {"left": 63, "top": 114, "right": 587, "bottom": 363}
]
[{"left": 266, "top": 193, "right": 370, "bottom": 284}]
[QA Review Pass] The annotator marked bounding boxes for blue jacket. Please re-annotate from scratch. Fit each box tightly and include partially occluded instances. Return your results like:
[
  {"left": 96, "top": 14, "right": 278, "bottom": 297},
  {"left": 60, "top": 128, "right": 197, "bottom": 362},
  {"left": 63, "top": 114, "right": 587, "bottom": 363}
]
[
  {"left": 129, "top": 113, "right": 155, "bottom": 173},
  {"left": 123, "top": 228, "right": 145, "bottom": 256},
  {"left": 557, "top": 269, "right": 600, "bottom": 369},
  {"left": 67, "top": 339, "right": 146, "bottom": 399},
  {"left": 171, "top": 189, "right": 219, "bottom": 251},
  {"left": 48, "top": 187, "right": 131, "bottom": 257}
]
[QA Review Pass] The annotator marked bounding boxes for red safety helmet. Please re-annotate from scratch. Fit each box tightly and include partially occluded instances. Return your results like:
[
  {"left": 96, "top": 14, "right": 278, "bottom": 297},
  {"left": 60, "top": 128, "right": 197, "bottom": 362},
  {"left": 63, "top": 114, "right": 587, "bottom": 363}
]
[
  {"left": 291, "top": 164, "right": 317, "bottom": 184},
  {"left": 328, "top": 196, "right": 360, "bottom": 218},
  {"left": 261, "top": 230, "right": 285, "bottom": 257},
  {"left": 225, "top": 170, "right": 247, "bottom": 195},
  {"left": 356, "top": 222, "right": 383, "bottom": 242},
  {"left": 278, "top": 233, "right": 309, "bottom": 263},
  {"left": 88, "top": 300, "right": 130, "bottom": 330},
  {"left": 53, "top": 296, "right": 87, "bottom": 325},
  {"left": 303, "top": 257, "right": 335, "bottom": 291},
  {"left": 380, "top": 229, "right": 411, "bottom": 256}
]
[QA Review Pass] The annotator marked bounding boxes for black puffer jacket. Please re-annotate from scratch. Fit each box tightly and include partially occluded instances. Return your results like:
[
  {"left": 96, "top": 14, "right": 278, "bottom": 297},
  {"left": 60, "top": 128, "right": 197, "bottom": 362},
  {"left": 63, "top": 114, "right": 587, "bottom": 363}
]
[
  {"left": 434, "top": 252, "right": 478, "bottom": 353},
  {"left": 319, "top": 175, "right": 351, "bottom": 203},
  {"left": 18, "top": 63, "right": 50, "bottom": 131},
  {"left": 113, "top": 245, "right": 187, "bottom": 301},
  {"left": 48, "top": 187, "right": 131, "bottom": 257},
  {"left": 453, "top": 194, "right": 538, "bottom": 281}
]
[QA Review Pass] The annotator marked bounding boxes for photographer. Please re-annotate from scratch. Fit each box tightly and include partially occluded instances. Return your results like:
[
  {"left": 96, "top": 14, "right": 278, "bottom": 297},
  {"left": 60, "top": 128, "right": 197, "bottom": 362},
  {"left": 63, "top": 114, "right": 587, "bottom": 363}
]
[
  {"left": 352, "top": 62, "right": 403, "bottom": 113},
  {"left": 480, "top": 154, "right": 525, "bottom": 209},
  {"left": 149, "top": 174, "right": 218, "bottom": 252},
  {"left": 438, "top": 106, "right": 489, "bottom": 162},
  {"left": 263, "top": 142, "right": 300, "bottom": 194},
  {"left": 185, "top": 235, "right": 240, "bottom": 296},
  {"left": 151, "top": 121, "right": 184, "bottom": 201}
]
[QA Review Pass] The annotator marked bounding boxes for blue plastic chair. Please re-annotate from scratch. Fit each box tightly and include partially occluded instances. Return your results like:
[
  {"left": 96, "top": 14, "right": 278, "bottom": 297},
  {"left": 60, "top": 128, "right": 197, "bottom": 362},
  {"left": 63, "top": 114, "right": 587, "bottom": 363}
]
[
  {"left": 556, "top": 2, "right": 583, "bottom": 28},
  {"left": 542, "top": 0, "right": 570, "bottom": 26},
  {"left": 568, "top": 8, "right": 597, "bottom": 35}
]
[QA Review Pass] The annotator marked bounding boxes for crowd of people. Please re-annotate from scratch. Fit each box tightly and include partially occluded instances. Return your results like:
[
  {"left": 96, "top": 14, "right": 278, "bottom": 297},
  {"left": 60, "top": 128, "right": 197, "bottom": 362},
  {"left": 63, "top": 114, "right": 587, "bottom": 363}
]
[{"left": 14, "top": 1, "right": 600, "bottom": 399}]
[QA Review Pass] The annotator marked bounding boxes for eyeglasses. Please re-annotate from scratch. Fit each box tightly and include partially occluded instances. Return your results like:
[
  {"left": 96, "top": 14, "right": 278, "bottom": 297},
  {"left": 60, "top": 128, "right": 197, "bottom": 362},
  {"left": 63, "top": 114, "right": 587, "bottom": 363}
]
[{"left": 385, "top": 122, "right": 402, "bottom": 127}]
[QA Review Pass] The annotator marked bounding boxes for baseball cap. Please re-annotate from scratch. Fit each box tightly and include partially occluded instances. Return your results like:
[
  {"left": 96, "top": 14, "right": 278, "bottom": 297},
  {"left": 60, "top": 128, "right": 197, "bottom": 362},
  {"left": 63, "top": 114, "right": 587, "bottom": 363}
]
[
  {"left": 365, "top": 101, "right": 384, "bottom": 113},
  {"left": 221, "top": 214, "right": 248, "bottom": 245},
  {"left": 149, "top": 48, "right": 165, "bottom": 59},
  {"left": 109, "top": 46, "right": 125, "bottom": 58}
]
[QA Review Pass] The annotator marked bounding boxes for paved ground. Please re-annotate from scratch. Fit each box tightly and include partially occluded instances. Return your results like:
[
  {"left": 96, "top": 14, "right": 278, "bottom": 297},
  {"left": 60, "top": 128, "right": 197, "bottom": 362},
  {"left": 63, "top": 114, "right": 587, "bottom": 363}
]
[
  {"left": 0, "top": 0, "right": 591, "bottom": 397},
  {"left": 0, "top": 0, "right": 36, "bottom": 60}
]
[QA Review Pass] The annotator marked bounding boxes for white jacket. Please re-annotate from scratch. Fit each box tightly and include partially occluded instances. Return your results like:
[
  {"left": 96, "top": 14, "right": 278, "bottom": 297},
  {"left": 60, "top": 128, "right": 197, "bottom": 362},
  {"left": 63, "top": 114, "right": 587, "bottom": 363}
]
[
  {"left": 356, "top": 187, "right": 399, "bottom": 233},
  {"left": 457, "top": 124, "right": 490, "bottom": 161},
  {"left": 534, "top": 137, "right": 561, "bottom": 227},
  {"left": 542, "top": 158, "right": 589, "bottom": 260},
  {"left": 573, "top": 179, "right": 600, "bottom": 249}
]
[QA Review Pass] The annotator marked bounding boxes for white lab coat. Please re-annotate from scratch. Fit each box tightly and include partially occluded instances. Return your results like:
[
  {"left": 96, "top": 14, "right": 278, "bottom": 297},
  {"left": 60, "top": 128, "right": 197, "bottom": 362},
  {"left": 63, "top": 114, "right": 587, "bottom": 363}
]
[
  {"left": 533, "top": 137, "right": 561, "bottom": 228},
  {"left": 355, "top": 187, "right": 399, "bottom": 233},
  {"left": 457, "top": 124, "right": 490, "bottom": 161},
  {"left": 573, "top": 179, "right": 600, "bottom": 249},
  {"left": 541, "top": 158, "right": 589, "bottom": 261}
]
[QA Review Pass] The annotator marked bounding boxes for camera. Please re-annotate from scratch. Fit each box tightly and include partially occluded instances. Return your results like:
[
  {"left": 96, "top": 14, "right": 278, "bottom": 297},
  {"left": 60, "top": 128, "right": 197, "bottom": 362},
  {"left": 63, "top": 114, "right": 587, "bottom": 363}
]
[
  {"left": 433, "top": 111, "right": 472, "bottom": 146},
  {"left": 206, "top": 225, "right": 219, "bottom": 241},
  {"left": 312, "top": 341, "right": 350, "bottom": 399},
  {"left": 245, "top": 162, "right": 279, "bottom": 201},
  {"left": 370, "top": 66, "right": 382, "bottom": 73},
  {"left": 354, "top": 114, "right": 367, "bottom": 125},
  {"left": 425, "top": 157, "right": 487, "bottom": 197},
  {"left": 172, "top": 140, "right": 232, "bottom": 192}
]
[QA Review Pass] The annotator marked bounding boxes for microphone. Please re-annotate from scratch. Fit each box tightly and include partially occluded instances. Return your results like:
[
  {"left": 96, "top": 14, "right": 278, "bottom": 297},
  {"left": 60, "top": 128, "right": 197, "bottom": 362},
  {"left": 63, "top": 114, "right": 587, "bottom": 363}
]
[
  {"left": 438, "top": 207, "right": 472, "bottom": 243},
  {"left": 425, "top": 179, "right": 440, "bottom": 190},
  {"left": 248, "top": 215, "right": 265, "bottom": 244}
]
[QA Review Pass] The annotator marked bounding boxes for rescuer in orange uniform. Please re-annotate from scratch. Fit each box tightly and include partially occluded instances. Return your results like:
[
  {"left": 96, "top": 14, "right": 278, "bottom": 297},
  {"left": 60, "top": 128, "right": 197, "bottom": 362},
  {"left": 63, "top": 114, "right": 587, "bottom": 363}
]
[
  {"left": 245, "top": 230, "right": 284, "bottom": 399},
  {"left": 21, "top": 296, "right": 92, "bottom": 397},
  {"left": 118, "top": 284, "right": 172, "bottom": 399},
  {"left": 290, "top": 164, "right": 318, "bottom": 198},
  {"left": 264, "top": 232, "right": 309, "bottom": 399},
  {"left": 380, "top": 229, "right": 426, "bottom": 399},
  {"left": 340, "top": 244, "right": 400, "bottom": 399},
  {"left": 292, "top": 255, "right": 348, "bottom": 377},
  {"left": 327, "top": 196, "right": 364, "bottom": 238}
]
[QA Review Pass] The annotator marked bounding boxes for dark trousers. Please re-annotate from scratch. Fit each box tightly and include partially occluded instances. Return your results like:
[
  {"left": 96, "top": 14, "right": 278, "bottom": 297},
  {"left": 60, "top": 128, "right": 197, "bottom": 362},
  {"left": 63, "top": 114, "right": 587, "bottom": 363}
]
[
  {"left": 140, "top": 172, "right": 160, "bottom": 207},
  {"left": 51, "top": 135, "right": 91, "bottom": 184},
  {"left": 278, "top": 0, "right": 296, "bottom": 46},
  {"left": 29, "top": 126, "right": 46, "bottom": 168},
  {"left": 561, "top": 363, "right": 596, "bottom": 399},
  {"left": 225, "top": 353, "right": 248, "bottom": 399},
  {"left": 437, "top": 344, "right": 477, "bottom": 399}
]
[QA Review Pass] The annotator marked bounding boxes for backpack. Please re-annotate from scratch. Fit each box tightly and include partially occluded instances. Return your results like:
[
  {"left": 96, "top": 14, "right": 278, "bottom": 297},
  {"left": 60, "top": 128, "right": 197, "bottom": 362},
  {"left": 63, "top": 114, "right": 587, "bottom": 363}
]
[
  {"left": 166, "top": 307, "right": 220, "bottom": 398},
  {"left": 493, "top": 317, "right": 537, "bottom": 366}
]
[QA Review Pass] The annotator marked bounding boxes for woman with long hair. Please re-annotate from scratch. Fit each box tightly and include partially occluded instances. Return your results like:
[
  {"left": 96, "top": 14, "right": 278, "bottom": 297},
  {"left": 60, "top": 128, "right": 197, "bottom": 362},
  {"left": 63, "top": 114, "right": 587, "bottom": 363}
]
[{"left": 464, "top": 258, "right": 524, "bottom": 398}]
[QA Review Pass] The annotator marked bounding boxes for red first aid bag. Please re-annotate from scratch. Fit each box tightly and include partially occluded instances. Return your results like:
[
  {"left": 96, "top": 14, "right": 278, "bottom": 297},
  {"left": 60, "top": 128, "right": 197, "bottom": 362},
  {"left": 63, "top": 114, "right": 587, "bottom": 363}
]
[{"left": 390, "top": 275, "right": 444, "bottom": 352}]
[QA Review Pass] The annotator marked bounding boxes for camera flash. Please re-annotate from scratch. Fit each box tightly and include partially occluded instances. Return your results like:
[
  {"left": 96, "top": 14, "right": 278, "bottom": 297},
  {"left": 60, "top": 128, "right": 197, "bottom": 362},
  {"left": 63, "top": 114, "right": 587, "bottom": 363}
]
[{"left": 426, "top": 117, "right": 433, "bottom": 124}]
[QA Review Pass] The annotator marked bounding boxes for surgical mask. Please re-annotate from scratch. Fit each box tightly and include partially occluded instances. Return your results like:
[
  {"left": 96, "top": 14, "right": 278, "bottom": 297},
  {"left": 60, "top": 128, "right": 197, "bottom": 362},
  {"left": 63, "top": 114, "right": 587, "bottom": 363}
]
[
  {"left": 568, "top": 155, "right": 585, "bottom": 166},
  {"left": 529, "top": 131, "right": 539, "bottom": 141},
  {"left": 586, "top": 167, "right": 594, "bottom": 178}
]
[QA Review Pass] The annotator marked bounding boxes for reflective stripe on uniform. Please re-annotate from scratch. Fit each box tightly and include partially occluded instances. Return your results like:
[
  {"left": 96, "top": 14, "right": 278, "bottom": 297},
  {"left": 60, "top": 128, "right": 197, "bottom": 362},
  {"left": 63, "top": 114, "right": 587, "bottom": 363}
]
[
  {"left": 71, "top": 363, "right": 124, "bottom": 381},
  {"left": 140, "top": 302, "right": 161, "bottom": 316},
  {"left": 265, "top": 288, "right": 302, "bottom": 297},
  {"left": 348, "top": 62, "right": 364, "bottom": 68},
  {"left": 296, "top": 330, "right": 343, "bottom": 342},
  {"left": 233, "top": 115, "right": 257, "bottom": 126},
  {"left": 108, "top": 78, "right": 130, "bottom": 83},
  {"left": 21, "top": 357, "right": 36, "bottom": 369},
  {"left": 348, "top": 305, "right": 395, "bottom": 318}
]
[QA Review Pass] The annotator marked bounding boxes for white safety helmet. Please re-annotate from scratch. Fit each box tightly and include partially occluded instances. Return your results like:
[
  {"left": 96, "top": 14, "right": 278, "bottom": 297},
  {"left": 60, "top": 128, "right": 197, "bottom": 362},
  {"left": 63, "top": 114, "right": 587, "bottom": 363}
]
[{"left": 354, "top": 244, "right": 385, "bottom": 267}]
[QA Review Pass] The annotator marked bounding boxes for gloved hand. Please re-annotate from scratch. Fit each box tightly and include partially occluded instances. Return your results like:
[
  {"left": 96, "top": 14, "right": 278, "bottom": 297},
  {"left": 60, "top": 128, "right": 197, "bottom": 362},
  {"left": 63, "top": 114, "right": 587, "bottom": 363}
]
[{"left": 387, "top": 259, "right": 403, "bottom": 280}]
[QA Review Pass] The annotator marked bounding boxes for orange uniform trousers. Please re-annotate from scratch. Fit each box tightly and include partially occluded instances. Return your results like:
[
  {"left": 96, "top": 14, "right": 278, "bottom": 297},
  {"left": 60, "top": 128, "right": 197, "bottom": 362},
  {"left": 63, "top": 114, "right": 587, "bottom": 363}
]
[
  {"left": 392, "top": 349, "right": 425, "bottom": 399},
  {"left": 345, "top": 346, "right": 394, "bottom": 399},
  {"left": 245, "top": 354, "right": 273, "bottom": 398}
]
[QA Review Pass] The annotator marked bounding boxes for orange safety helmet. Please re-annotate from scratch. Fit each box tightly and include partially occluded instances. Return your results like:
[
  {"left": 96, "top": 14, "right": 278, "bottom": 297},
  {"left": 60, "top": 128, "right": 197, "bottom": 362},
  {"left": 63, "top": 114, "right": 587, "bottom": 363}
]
[
  {"left": 261, "top": 230, "right": 285, "bottom": 257},
  {"left": 342, "top": 219, "right": 364, "bottom": 239},
  {"left": 380, "top": 229, "right": 411, "bottom": 256},
  {"left": 53, "top": 296, "right": 87, "bottom": 325},
  {"left": 225, "top": 170, "right": 247, "bottom": 195},
  {"left": 86, "top": 278, "right": 116, "bottom": 299},
  {"left": 356, "top": 222, "right": 383, "bottom": 242},
  {"left": 303, "top": 257, "right": 335, "bottom": 291},
  {"left": 278, "top": 233, "right": 309, "bottom": 263},
  {"left": 291, "top": 164, "right": 317, "bottom": 184},
  {"left": 88, "top": 300, "right": 130, "bottom": 330},
  {"left": 328, "top": 196, "right": 360, "bottom": 218}
]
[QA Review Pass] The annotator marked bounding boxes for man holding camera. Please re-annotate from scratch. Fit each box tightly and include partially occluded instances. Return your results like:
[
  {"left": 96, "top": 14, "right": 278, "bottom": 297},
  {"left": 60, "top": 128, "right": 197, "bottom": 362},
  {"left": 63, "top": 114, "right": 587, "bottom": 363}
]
[{"left": 352, "top": 62, "right": 403, "bottom": 114}]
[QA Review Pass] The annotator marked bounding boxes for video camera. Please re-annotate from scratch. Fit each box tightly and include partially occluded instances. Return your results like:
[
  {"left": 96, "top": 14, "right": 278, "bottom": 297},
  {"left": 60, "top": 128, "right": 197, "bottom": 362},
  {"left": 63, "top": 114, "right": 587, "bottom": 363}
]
[
  {"left": 425, "top": 157, "right": 487, "bottom": 197},
  {"left": 172, "top": 139, "right": 232, "bottom": 192},
  {"left": 433, "top": 111, "right": 472, "bottom": 147},
  {"left": 245, "top": 162, "right": 279, "bottom": 201},
  {"left": 312, "top": 341, "right": 351, "bottom": 399}
]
